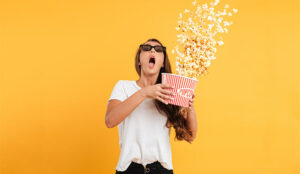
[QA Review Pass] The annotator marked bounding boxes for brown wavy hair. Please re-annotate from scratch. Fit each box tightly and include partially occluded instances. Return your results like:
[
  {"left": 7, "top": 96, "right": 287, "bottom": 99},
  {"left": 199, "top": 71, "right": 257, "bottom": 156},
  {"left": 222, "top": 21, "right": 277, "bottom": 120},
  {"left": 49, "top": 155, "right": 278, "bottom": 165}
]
[{"left": 134, "top": 38, "right": 193, "bottom": 143}]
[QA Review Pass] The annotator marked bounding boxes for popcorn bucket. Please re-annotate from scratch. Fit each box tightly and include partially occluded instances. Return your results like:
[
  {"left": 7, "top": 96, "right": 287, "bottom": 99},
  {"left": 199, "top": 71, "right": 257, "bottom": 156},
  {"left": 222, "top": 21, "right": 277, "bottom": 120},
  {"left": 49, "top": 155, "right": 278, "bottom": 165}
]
[{"left": 161, "top": 73, "right": 198, "bottom": 107}]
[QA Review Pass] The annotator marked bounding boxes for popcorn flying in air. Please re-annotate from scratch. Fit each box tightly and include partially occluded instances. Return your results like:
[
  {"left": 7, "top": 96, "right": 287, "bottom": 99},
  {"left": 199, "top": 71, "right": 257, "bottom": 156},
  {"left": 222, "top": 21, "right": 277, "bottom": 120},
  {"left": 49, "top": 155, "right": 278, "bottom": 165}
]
[{"left": 171, "top": 0, "right": 238, "bottom": 79}]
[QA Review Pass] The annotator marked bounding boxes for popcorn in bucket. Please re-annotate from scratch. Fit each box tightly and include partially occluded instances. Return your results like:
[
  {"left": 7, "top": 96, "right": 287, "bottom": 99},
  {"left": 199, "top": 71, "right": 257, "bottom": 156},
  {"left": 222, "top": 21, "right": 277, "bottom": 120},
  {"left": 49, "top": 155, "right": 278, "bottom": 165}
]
[{"left": 162, "top": 73, "right": 198, "bottom": 107}]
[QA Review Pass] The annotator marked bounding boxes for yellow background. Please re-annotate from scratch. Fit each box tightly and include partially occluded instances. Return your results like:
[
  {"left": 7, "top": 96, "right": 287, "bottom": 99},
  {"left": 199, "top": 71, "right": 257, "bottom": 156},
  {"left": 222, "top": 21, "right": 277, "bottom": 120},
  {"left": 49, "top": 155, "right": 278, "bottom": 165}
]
[{"left": 1, "top": 0, "right": 299, "bottom": 174}]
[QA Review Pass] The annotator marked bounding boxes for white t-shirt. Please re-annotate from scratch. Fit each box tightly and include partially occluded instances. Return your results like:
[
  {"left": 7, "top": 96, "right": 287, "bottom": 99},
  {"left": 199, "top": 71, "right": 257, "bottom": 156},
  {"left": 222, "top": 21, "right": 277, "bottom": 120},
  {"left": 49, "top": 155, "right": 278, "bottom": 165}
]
[{"left": 108, "top": 80, "right": 173, "bottom": 172}]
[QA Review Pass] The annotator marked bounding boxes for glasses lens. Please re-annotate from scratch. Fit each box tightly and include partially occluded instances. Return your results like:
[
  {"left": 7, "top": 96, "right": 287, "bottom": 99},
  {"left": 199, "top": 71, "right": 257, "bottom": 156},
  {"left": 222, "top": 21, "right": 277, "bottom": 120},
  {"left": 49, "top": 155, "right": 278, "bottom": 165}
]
[
  {"left": 154, "top": 46, "right": 164, "bottom": 52},
  {"left": 141, "top": 45, "right": 151, "bottom": 51}
]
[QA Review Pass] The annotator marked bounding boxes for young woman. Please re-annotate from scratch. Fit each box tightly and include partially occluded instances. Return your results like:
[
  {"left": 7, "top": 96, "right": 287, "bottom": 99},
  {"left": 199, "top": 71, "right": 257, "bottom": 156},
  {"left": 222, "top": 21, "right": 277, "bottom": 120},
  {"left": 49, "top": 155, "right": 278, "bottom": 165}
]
[{"left": 105, "top": 38, "right": 198, "bottom": 174}]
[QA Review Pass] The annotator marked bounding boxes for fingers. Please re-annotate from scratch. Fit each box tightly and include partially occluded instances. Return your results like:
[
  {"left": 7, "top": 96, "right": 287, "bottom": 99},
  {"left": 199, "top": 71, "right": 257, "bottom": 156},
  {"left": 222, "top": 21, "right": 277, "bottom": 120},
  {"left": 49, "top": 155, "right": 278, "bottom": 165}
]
[
  {"left": 161, "top": 89, "right": 176, "bottom": 96},
  {"left": 159, "top": 84, "right": 176, "bottom": 96},
  {"left": 156, "top": 96, "right": 169, "bottom": 105},
  {"left": 189, "top": 101, "right": 193, "bottom": 109},
  {"left": 188, "top": 97, "right": 194, "bottom": 108},
  {"left": 192, "top": 92, "right": 195, "bottom": 99},
  {"left": 160, "top": 83, "right": 174, "bottom": 89},
  {"left": 156, "top": 91, "right": 174, "bottom": 105},
  {"left": 189, "top": 97, "right": 194, "bottom": 103},
  {"left": 160, "top": 93, "right": 174, "bottom": 101}
]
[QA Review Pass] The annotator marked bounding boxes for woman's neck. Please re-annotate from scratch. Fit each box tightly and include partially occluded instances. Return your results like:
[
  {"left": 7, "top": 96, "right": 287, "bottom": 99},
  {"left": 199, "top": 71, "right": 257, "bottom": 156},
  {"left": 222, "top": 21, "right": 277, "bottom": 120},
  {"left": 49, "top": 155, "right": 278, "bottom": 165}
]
[{"left": 136, "top": 74, "right": 159, "bottom": 88}]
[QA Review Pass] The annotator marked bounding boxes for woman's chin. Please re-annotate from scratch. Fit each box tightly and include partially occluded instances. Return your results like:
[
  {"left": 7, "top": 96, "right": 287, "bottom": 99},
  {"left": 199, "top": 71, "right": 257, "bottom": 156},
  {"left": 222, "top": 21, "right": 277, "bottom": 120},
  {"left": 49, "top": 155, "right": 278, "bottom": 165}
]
[
  {"left": 141, "top": 64, "right": 161, "bottom": 75},
  {"left": 143, "top": 68, "right": 160, "bottom": 75}
]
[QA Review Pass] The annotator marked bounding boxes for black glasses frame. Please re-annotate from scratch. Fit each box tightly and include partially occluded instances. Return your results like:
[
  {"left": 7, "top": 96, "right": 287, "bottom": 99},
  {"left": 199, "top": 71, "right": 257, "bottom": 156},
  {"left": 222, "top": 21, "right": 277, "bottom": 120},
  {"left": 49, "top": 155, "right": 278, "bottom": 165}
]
[{"left": 140, "top": 44, "right": 166, "bottom": 52}]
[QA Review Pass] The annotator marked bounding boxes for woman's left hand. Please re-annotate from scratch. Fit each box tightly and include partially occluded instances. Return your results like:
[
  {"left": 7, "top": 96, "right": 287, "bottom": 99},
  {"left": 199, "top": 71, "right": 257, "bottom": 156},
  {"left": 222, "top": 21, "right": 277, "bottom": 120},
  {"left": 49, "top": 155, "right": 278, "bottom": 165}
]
[{"left": 188, "top": 93, "right": 195, "bottom": 109}]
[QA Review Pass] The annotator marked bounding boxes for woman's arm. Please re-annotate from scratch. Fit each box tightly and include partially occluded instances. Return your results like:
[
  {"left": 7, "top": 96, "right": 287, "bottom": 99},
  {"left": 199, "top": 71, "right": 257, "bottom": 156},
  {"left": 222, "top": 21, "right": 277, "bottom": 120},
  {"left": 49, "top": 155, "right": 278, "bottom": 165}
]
[
  {"left": 105, "top": 83, "right": 174, "bottom": 128},
  {"left": 186, "top": 93, "right": 198, "bottom": 142},
  {"left": 186, "top": 105, "right": 198, "bottom": 142},
  {"left": 105, "top": 89, "right": 147, "bottom": 128}
]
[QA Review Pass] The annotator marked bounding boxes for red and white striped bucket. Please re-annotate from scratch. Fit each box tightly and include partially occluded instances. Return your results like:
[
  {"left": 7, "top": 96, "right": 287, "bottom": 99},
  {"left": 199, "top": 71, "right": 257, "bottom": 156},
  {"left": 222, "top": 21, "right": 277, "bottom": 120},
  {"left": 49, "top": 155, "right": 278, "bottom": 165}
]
[{"left": 161, "top": 73, "right": 198, "bottom": 107}]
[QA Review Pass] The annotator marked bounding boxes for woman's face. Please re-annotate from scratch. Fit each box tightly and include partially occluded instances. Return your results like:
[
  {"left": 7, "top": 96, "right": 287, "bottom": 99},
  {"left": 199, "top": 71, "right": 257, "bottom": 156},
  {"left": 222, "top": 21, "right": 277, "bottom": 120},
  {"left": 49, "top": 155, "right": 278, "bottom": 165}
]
[{"left": 139, "top": 41, "right": 164, "bottom": 75}]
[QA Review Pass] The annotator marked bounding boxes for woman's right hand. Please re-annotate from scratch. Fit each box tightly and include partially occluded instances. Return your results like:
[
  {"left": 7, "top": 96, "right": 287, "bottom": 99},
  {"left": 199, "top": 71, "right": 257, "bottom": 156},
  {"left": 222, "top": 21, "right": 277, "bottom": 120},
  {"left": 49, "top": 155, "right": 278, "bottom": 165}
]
[{"left": 143, "top": 84, "right": 176, "bottom": 105}]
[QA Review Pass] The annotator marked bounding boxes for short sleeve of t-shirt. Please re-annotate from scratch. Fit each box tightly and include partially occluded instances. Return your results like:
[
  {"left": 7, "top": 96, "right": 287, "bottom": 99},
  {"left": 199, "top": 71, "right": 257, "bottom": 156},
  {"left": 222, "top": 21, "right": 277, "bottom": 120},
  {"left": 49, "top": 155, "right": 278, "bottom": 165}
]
[{"left": 108, "top": 80, "right": 127, "bottom": 102}]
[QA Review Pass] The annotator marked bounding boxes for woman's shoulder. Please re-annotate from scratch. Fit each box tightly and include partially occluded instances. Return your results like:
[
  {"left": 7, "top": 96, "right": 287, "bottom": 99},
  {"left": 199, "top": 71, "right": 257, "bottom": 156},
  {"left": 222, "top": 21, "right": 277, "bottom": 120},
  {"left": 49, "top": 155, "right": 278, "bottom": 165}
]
[
  {"left": 118, "top": 80, "right": 133, "bottom": 82},
  {"left": 117, "top": 80, "right": 135, "bottom": 84},
  {"left": 114, "top": 80, "right": 136, "bottom": 88}
]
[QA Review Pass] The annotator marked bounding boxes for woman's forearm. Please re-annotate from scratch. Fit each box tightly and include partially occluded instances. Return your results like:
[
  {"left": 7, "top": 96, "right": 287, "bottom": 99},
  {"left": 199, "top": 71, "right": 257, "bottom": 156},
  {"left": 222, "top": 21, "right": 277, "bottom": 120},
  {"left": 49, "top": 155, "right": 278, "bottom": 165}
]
[
  {"left": 105, "top": 89, "right": 147, "bottom": 128},
  {"left": 186, "top": 105, "right": 198, "bottom": 141}
]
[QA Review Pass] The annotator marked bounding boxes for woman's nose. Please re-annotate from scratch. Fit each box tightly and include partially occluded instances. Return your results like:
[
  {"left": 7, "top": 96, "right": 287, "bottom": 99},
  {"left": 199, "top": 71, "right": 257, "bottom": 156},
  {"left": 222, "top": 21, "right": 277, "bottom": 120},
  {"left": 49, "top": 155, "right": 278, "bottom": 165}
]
[{"left": 150, "top": 48, "right": 156, "bottom": 52}]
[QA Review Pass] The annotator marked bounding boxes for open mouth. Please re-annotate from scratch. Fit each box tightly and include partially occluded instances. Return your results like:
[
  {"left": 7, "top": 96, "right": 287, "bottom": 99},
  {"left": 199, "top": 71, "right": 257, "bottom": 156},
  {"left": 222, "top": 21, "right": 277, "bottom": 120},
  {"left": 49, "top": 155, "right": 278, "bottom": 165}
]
[
  {"left": 149, "top": 57, "right": 155, "bottom": 68},
  {"left": 149, "top": 57, "right": 155, "bottom": 64}
]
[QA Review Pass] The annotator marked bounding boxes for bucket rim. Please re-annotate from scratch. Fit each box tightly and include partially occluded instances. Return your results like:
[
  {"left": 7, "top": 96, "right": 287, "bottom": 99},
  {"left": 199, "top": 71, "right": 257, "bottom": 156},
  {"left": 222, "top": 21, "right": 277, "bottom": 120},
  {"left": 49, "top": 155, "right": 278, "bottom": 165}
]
[{"left": 161, "top": 73, "right": 198, "bottom": 82}]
